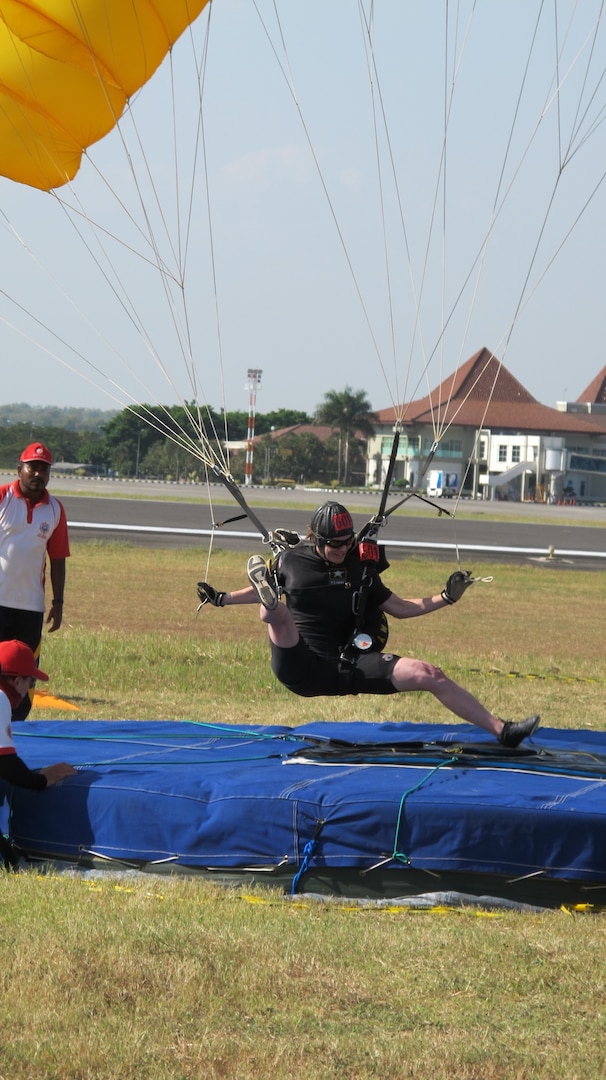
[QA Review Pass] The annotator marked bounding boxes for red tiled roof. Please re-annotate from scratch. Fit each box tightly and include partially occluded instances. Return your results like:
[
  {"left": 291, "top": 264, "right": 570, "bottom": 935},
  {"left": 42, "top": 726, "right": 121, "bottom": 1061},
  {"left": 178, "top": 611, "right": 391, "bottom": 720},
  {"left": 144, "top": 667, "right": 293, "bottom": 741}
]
[
  {"left": 577, "top": 365, "right": 606, "bottom": 405},
  {"left": 374, "top": 348, "right": 605, "bottom": 435},
  {"left": 256, "top": 423, "right": 368, "bottom": 444}
]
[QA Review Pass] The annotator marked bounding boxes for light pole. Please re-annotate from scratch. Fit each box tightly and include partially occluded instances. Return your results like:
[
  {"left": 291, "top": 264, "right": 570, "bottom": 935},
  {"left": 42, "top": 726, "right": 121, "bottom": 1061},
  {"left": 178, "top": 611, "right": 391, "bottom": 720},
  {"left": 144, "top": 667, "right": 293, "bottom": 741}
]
[
  {"left": 135, "top": 429, "right": 142, "bottom": 478},
  {"left": 245, "top": 368, "right": 262, "bottom": 486}
]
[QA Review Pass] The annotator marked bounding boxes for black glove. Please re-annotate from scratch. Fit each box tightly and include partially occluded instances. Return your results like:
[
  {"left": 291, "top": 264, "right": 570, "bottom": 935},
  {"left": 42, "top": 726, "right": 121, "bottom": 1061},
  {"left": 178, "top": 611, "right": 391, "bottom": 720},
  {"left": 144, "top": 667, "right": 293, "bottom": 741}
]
[
  {"left": 441, "top": 570, "right": 473, "bottom": 605},
  {"left": 197, "top": 582, "right": 226, "bottom": 607}
]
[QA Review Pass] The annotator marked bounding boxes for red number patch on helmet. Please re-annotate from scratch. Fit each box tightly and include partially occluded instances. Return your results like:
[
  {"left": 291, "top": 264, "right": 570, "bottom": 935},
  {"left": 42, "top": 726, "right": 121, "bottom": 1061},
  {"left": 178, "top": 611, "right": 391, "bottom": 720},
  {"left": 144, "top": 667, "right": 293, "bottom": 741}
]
[{"left": 334, "top": 511, "right": 353, "bottom": 532}]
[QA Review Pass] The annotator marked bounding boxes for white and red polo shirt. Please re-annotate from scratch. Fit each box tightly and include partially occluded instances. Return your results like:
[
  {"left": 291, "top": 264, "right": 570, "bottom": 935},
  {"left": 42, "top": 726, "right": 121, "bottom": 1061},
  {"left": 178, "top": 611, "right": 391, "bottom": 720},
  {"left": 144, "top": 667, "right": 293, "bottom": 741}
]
[{"left": 0, "top": 481, "right": 70, "bottom": 612}]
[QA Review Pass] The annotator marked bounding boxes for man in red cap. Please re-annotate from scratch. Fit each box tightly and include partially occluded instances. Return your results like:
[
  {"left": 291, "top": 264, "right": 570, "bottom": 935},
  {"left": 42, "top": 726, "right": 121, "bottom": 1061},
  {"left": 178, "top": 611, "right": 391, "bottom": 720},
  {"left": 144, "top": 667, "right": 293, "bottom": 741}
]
[
  {"left": 0, "top": 443, "right": 70, "bottom": 719},
  {"left": 0, "top": 639, "right": 75, "bottom": 864}
]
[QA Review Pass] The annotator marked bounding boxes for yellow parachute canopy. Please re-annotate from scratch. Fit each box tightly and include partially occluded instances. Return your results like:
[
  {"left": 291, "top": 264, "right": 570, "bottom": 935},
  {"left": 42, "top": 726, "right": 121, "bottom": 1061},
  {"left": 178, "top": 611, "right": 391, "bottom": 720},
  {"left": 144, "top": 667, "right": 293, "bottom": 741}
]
[{"left": 0, "top": 0, "right": 209, "bottom": 191}]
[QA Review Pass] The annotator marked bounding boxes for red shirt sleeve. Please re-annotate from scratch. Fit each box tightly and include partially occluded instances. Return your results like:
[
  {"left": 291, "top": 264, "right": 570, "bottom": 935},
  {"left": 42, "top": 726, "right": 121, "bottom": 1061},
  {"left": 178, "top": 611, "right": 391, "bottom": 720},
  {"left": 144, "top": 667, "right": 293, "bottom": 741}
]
[{"left": 46, "top": 500, "right": 70, "bottom": 560}]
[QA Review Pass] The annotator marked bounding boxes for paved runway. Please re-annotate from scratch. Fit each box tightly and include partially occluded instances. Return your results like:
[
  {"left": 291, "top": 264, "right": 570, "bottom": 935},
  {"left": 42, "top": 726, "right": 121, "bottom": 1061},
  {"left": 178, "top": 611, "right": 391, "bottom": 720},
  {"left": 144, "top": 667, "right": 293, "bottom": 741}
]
[{"left": 44, "top": 478, "right": 606, "bottom": 570}]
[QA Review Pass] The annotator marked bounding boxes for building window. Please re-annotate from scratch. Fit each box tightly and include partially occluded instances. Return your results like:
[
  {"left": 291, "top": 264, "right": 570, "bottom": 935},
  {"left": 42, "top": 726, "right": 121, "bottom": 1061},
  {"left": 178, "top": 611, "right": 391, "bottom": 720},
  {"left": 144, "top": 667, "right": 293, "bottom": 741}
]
[
  {"left": 498, "top": 445, "right": 507, "bottom": 462},
  {"left": 511, "top": 445, "right": 521, "bottom": 463}
]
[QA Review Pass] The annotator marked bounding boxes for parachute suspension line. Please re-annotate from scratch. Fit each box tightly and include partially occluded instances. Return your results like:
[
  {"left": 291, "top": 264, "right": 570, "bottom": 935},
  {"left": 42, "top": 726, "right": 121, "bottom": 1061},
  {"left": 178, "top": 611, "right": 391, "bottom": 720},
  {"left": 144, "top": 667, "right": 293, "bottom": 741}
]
[
  {"left": 253, "top": 0, "right": 398, "bottom": 412},
  {"left": 49, "top": 25, "right": 221, "bottom": 444},
  {"left": 357, "top": 2, "right": 432, "bottom": 418},
  {"left": 0, "top": 219, "right": 227, "bottom": 471},
  {"left": 357, "top": 0, "right": 402, "bottom": 414},
  {"left": 52, "top": 13, "right": 234, "bottom": 483},
  {"left": 0, "top": 292, "right": 226, "bottom": 476},
  {"left": 200, "top": 462, "right": 221, "bottom": 586},
  {"left": 414, "top": 3, "right": 604, "bottom": 458},
  {"left": 0, "top": 203, "right": 179, "bottom": 414},
  {"left": 432, "top": 2, "right": 546, "bottom": 449},
  {"left": 403, "top": 0, "right": 606, "bottom": 459},
  {"left": 382, "top": 7, "right": 537, "bottom": 509},
  {"left": 437, "top": 154, "right": 605, "bottom": 465},
  {"left": 52, "top": 177, "right": 204, "bottom": 438},
  {"left": 165, "top": 12, "right": 224, "bottom": 429},
  {"left": 190, "top": 3, "right": 237, "bottom": 480},
  {"left": 552, "top": 1, "right": 606, "bottom": 169},
  {"left": 391, "top": 1, "right": 478, "bottom": 440},
  {"left": 555, "top": 0, "right": 564, "bottom": 168},
  {"left": 51, "top": 197, "right": 231, "bottom": 473}
]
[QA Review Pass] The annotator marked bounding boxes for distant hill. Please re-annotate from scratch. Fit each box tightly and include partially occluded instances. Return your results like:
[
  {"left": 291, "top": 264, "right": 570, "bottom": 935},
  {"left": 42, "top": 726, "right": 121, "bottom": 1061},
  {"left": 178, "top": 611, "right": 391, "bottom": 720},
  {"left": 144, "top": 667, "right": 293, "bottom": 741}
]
[{"left": 0, "top": 403, "right": 117, "bottom": 432}]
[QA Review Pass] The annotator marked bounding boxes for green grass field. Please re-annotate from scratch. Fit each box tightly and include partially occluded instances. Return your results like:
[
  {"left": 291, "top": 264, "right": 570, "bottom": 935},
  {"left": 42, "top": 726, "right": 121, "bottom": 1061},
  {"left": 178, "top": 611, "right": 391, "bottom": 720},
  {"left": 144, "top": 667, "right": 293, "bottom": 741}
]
[
  {"left": 32, "top": 542, "right": 605, "bottom": 729},
  {"left": 2, "top": 542, "right": 605, "bottom": 1079}
]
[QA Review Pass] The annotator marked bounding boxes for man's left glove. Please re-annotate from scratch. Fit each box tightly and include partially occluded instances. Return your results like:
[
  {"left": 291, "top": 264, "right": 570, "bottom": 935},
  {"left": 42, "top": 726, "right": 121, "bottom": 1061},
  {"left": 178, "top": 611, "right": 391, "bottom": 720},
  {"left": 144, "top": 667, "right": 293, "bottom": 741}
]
[
  {"left": 271, "top": 528, "right": 300, "bottom": 548},
  {"left": 197, "top": 582, "right": 226, "bottom": 607},
  {"left": 441, "top": 570, "right": 473, "bottom": 605}
]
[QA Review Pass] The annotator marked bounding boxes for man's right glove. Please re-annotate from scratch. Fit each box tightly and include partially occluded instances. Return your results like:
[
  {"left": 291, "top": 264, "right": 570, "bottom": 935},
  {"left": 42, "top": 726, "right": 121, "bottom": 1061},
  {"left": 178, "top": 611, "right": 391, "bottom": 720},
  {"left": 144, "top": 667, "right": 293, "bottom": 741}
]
[
  {"left": 441, "top": 569, "right": 473, "bottom": 605},
  {"left": 197, "top": 582, "right": 226, "bottom": 607}
]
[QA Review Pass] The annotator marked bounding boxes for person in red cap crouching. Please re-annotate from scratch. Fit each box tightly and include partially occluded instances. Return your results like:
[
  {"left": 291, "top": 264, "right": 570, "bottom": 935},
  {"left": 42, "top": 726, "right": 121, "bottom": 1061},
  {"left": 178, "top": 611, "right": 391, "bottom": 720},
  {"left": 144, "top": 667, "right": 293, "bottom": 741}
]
[
  {"left": 0, "top": 443, "right": 70, "bottom": 720},
  {"left": 0, "top": 639, "right": 76, "bottom": 792}
]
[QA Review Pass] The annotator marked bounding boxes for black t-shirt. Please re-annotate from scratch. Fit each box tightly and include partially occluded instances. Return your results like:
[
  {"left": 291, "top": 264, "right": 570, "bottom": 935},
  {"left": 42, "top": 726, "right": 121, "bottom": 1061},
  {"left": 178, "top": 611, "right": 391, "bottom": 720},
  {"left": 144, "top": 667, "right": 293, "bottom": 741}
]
[{"left": 275, "top": 543, "right": 392, "bottom": 658}]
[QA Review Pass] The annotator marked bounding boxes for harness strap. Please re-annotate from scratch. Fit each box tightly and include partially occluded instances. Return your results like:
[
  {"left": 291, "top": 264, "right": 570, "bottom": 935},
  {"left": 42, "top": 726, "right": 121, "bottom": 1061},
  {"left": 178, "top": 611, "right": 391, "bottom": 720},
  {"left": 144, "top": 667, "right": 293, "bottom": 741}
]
[{"left": 340, "top": 426, "right": 402, "bottom": 664}]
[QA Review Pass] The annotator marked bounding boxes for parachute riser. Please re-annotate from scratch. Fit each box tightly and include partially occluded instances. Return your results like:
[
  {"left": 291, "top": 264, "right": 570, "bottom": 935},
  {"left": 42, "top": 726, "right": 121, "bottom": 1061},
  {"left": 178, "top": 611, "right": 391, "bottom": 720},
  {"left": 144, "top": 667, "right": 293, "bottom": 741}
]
[
  {"left": 341, "top": 425, "right": 402, "bottom": 665},
  {"left": 209, "top": 465, "right": 271, "bottom": 544},
  {"left": 208, "top": 467, "right": 300, "bottom": 563}
]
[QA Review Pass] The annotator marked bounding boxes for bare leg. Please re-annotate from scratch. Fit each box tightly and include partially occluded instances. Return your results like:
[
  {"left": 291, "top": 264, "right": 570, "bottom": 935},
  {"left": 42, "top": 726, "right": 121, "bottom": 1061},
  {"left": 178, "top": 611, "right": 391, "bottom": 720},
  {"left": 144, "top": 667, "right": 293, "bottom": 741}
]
[
  {"left": 391, "top": 657, "right": 504, "bottom": 738},
  {"left": 259, "top": 603, "right": 299, "bottom": 649}
]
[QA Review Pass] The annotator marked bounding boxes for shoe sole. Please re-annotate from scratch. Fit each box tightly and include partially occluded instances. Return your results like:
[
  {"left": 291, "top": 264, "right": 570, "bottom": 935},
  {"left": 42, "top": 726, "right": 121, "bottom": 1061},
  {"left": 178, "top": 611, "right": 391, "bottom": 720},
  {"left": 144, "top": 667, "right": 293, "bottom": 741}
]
[{"left": 247, "top": 556, "right": 278, "bottom": 609}]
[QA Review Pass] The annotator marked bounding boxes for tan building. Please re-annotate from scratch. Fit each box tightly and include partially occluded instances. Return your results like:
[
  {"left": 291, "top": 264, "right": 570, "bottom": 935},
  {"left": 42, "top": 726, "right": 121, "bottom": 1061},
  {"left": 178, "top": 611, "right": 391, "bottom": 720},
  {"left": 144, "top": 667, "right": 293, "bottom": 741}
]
[{"left": 367, "top": 348, "right": 606, "bottom": 503}]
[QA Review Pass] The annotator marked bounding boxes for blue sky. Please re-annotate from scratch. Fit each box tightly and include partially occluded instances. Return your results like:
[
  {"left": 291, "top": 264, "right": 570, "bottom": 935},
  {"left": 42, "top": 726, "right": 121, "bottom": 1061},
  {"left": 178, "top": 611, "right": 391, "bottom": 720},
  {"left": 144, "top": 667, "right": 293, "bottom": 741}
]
[{"left": 1, "top": 1, "right": 605, "bottom": 418}]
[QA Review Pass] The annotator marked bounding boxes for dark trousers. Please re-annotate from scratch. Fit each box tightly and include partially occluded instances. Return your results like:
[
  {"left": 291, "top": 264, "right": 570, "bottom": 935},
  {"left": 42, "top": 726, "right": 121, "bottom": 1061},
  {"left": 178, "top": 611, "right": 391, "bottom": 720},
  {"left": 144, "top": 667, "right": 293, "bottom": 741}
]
[{"left": 0, "top": 606, "right": 45, "bottom": 720}]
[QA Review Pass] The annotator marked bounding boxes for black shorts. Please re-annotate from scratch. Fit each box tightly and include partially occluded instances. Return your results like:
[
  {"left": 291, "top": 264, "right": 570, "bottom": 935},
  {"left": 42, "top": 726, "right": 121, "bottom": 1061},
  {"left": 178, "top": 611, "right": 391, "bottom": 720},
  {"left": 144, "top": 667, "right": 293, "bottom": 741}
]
[
  {"left": 0, "top": 606, "right": 44, "bottom": 653},
  {"left": 271, "top": 638, "right": 400, "bottom": 697},
  {"left": 0, "top": 606, "right": 45, "bottom": 722}
]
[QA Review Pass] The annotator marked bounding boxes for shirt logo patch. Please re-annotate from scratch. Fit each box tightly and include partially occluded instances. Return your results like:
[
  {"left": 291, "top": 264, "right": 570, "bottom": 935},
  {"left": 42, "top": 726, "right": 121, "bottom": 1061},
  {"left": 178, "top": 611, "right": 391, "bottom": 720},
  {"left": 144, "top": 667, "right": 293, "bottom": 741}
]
[
  {"left": 328, "top": 569, "right": 348, "bottom": 586},
  {"left": 37, "top": 522, "right": 51, "bottom": 540}
]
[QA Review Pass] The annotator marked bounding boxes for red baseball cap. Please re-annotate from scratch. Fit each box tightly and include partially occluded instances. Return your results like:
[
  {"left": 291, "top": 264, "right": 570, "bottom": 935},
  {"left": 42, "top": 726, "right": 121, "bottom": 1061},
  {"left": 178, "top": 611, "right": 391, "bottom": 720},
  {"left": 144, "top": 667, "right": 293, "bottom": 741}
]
[
  {"left": 0, "top": 640, "right": 49, "bottom": 681},
  {"left": 20, "top": 442, "right": 53, "bottom": 465}
]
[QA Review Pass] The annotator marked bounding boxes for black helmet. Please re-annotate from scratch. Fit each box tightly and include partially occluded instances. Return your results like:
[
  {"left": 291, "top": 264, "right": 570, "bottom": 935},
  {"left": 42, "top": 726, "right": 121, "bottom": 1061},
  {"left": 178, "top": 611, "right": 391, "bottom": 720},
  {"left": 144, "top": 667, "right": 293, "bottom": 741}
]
[{"left": 310, "top": 501, "right": 354, "bottom": 541}]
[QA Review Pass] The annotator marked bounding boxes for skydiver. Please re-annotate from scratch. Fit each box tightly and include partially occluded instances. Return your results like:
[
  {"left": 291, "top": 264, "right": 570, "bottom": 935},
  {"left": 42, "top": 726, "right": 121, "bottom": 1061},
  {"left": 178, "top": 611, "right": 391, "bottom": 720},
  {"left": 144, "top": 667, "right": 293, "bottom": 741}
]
[{"left": 197, "top": 500, "right": 539, "bottom": 748}]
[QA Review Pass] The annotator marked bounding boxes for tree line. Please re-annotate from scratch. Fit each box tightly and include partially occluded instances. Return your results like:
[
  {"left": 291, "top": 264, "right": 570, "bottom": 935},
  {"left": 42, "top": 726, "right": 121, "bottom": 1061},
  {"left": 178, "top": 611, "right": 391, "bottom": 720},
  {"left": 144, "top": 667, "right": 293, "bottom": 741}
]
[{"left": 0, "top": 388, "right": 376, "bottom": 487}]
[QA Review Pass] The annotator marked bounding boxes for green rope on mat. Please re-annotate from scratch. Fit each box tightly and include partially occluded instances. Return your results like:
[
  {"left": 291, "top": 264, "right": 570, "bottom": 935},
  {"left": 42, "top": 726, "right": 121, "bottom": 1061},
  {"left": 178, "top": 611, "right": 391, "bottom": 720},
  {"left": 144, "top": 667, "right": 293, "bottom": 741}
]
[
  {"left": 72, "top": 754, "right": 284, "bottom": 767},
  {"left": 391, "top": 757, "right": 458, "bottom": 864},
  {"left": 14, "top": 722, "right": 300, "bottom": 743}
]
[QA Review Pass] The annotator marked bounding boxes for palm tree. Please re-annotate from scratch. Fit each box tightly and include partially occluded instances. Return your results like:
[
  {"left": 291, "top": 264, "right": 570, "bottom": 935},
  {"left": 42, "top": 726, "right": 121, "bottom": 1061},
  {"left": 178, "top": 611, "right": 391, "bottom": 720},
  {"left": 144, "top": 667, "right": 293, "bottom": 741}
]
[{"left": 315, "top": 387, "right": 376, "bottom": 485}]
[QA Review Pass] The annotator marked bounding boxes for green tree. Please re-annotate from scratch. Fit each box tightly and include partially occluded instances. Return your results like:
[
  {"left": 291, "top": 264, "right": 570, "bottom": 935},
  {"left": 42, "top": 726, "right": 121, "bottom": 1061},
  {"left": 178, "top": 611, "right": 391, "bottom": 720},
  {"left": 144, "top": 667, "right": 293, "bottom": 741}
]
[
  {"left": 100, "top": 404, "right": 218, "bottom": 477},
  {"left": 314, "top": 387, "right": 376, "bottom": 484},
  {"left": 269, "top": 432, "right": 331, "bottom": 484},
  {"left": 261, "top": 409, "right": 311, "bottom": 432},
  {"left": 0, "top": 421, "right": 86, "bottom": 469}
]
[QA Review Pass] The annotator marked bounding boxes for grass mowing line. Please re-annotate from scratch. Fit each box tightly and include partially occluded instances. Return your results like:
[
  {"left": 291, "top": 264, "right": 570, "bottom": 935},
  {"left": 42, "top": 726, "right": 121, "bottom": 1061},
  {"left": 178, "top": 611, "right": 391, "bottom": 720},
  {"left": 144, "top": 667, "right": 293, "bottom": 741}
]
[{"left": 468, "top": 668, "right": 605, "bottom": 684}]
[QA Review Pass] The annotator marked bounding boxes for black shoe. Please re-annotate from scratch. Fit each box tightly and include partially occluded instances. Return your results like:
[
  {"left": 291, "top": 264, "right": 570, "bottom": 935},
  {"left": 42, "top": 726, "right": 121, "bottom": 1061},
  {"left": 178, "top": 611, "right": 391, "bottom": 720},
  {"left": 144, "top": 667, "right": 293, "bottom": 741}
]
[
  {"left": 247, "top": 555, "right": 278, "bottom": 610},
  {"left": 499, "top": 714, "right": 540, "bottom": 748}
]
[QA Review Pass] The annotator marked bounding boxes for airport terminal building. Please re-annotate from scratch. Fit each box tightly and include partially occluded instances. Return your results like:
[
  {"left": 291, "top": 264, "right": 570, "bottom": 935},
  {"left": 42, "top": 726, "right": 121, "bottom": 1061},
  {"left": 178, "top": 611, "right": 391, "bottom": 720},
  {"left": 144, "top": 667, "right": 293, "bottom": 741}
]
[{"left": 367, "top": 348, "right": 606, "bottom": 504}]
